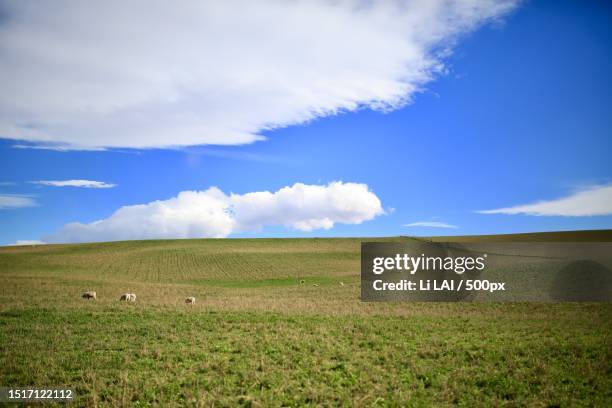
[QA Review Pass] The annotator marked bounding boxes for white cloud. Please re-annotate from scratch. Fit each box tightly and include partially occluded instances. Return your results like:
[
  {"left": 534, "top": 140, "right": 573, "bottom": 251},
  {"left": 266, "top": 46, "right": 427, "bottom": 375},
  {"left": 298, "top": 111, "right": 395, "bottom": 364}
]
[
  {"left": 0, "top": 194, "right": 37, "bottom": 209},
  {"left": 404, "top": 221, "right": 458, "bottom": 228},
  {"left": 478, "top": 184, "right": 612, "bottom": 216},
  {"left": 7, "top": 240, "right": 46, "bottom": 246},
  {"left": 44, "top": 182, "right": 384, "bottom": 243},
  {"left": 0, "top": 0, "right": 517, "bottom": 149},
  {"left": 12, "top": 144, "right": 105, "bottom": 152},
  {"left": 31, "top": 180, "right": 116, "bottom": 189}
]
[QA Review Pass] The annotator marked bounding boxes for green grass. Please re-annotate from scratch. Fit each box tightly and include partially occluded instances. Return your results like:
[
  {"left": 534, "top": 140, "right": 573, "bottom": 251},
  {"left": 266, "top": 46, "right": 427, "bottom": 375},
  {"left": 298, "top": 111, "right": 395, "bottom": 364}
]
[
  {"left": 190, "top": 276, "right": 341, "bottom": 288},
  {"left": 1, "top": 234, "right": 611, "bottom": 406}
]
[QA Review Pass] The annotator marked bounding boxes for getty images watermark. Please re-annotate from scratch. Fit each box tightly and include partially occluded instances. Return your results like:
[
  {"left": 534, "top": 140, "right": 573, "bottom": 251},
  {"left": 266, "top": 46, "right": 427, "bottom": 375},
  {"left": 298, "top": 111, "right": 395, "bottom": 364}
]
[{"left": 361, "top": 241, "right": 612, "bottom": 302}]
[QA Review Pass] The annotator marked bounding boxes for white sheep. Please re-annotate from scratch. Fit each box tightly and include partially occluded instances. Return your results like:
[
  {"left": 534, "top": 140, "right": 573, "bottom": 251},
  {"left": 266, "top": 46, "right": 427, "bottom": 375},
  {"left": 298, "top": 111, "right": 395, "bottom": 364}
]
[
  {"left": 185, "top": 297, "right": 196, "bottom": 304},
  {"left": 120, "top": 293, "right": 136, "bottom": 302},
  {"left": 82, "top": 291, "right": 97, "bottom": 300}
]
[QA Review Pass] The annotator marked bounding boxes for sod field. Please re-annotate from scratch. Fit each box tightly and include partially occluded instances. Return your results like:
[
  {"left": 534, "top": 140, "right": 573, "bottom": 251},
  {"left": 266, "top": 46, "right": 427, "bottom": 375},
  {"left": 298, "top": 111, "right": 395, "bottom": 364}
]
[{"left": 1, "top": 232, "right": 611, "bottom": 406}]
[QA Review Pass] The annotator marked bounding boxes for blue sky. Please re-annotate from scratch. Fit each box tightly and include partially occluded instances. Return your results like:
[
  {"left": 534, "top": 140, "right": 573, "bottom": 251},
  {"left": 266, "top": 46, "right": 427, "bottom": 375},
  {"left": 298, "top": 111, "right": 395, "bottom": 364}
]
[{"left": 1, "top": 0, "right": 611, "bottom": 245}]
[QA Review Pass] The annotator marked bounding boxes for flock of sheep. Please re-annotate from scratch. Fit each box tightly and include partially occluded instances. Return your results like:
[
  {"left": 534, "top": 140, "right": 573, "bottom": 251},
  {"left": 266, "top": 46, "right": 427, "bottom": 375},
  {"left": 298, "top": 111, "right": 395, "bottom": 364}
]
[
  {"left": 81, "top": 281, "right": 344, "bottom": 304},
  {"left": 81, "top": 291, "right": 195, "bottom": 304}
]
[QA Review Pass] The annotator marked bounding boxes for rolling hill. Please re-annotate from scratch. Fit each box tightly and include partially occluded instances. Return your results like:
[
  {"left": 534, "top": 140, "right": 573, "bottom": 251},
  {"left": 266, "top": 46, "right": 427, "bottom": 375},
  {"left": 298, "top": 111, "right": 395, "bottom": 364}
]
[{"left": 0, "top": 232, "right": 610, "bottom": 406}]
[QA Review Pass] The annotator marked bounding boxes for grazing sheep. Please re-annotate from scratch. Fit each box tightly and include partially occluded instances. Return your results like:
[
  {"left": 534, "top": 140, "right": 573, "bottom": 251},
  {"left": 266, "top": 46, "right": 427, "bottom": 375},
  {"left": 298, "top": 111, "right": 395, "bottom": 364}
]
[
  {"left": 120, "top": 293, "right": 136, "bottom": 302},
  {"left": 340, "top": 282, "right": 345, "bottom": 286},
  {"left": 82, "top": 291, "right": 97, "bottom": 300},
  {"left": 312, "top": 284, "right": 319, "bottom": 287},
  {"left": 185, "top": 297, "right": 196, "bottom": 304}
]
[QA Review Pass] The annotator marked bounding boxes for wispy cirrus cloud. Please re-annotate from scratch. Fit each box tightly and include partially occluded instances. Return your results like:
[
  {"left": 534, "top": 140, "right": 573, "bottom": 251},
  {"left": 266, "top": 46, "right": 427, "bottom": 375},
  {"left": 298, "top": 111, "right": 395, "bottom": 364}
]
[
  {"left": 0, "top": 0, "right": 518, "bottom": 149},
  {"left": 44, "top": 182, "right": 384, "bottom": 243},
  {"left": 0, "top": 194, "right": 37, "bottom": 209},
  {"left": 404, "top": 221, "right": 458, "bottom": 229},
  {"left": 12, "top": 143, "right": 105, "bottom": 152},
  {"left": 478, "top": 184, "right": 612, "bottom": 216},
  {"left": 31, "top": 180, "right": 116, "bottom": 189}
]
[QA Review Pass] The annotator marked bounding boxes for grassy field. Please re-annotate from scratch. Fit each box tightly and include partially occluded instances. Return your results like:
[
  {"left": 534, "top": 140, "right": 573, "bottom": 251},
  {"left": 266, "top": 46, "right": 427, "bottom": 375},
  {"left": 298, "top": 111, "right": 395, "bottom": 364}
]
[{"left": 1, "top": 233, "right": 611, "bottom": 406}]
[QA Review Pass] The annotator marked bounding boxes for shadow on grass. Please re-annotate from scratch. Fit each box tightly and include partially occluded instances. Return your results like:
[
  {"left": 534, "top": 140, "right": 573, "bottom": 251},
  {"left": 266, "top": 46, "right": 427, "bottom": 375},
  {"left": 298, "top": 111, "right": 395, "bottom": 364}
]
[{"left": 550, "top": 260, "right": 612, "bottom": 301}]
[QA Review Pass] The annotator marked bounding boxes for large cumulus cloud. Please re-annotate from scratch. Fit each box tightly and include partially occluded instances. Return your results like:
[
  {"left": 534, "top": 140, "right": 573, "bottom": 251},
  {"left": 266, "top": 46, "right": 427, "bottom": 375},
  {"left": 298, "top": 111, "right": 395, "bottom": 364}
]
[{"left": 44, "top": 182, "right": 384, "bottom": 243}]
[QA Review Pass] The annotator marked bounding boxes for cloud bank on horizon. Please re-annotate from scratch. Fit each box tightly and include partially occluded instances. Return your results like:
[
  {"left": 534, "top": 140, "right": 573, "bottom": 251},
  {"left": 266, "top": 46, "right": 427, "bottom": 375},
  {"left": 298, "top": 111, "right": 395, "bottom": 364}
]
[
  {"left": 41, "top": 182, "right": 384, "bottom": 243},
  {"left": 9, "top": 240, "right": 45, "bottom": 246},
  {"left": 0, "top": 0, "right": 517, "bottom": 149},
  {"left": 479, "top": 184, "right": 612, "bottom": 216}
]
